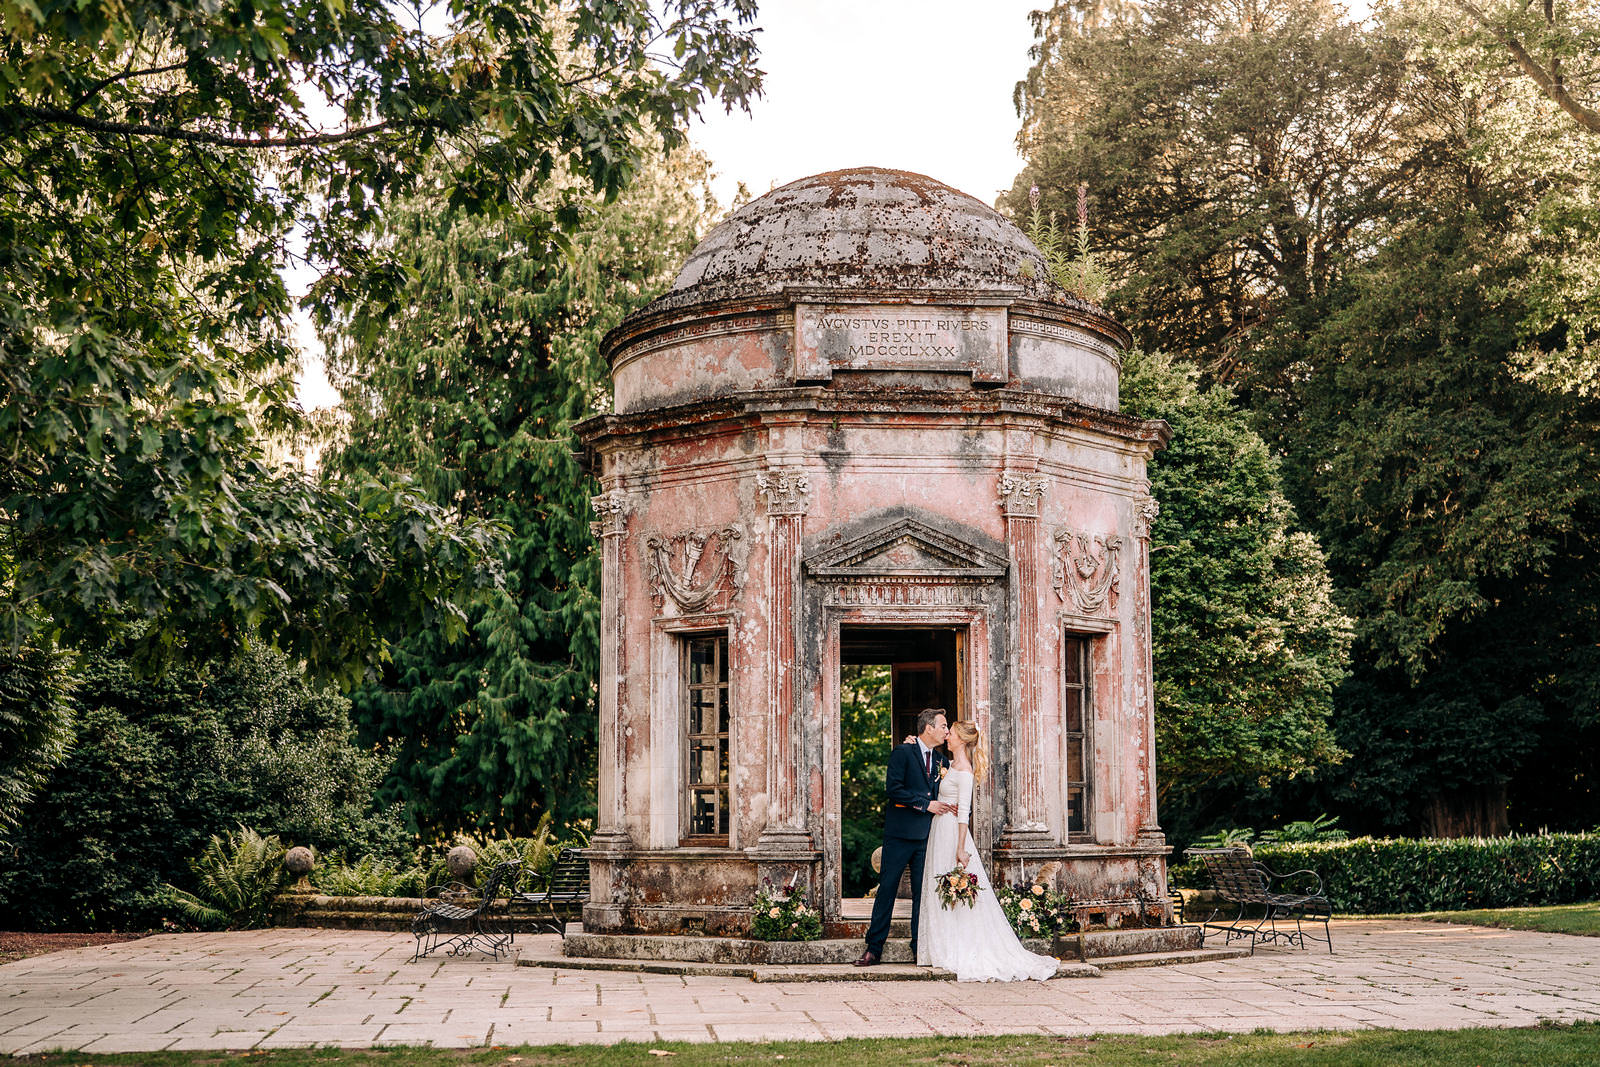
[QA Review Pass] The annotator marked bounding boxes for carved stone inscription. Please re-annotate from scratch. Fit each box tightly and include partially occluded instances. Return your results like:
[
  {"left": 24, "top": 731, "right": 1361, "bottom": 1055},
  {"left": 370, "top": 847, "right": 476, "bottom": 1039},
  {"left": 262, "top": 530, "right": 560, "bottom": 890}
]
[
  {"left": 795, "top": 303, "right": 1007, "bottom": 382},
  {"left": 824, "top": 580, "right": 988, "bottom": 608}
]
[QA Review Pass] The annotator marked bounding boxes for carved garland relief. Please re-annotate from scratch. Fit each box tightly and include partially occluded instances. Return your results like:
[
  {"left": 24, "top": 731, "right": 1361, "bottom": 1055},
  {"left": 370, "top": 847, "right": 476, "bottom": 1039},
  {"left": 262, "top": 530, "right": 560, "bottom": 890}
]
[
  {"left": 1051, "top": 530, "right": 1122, "bottom": 614},
  {"left": 644, "top": 527, "right": 742, "bottom": 614}
]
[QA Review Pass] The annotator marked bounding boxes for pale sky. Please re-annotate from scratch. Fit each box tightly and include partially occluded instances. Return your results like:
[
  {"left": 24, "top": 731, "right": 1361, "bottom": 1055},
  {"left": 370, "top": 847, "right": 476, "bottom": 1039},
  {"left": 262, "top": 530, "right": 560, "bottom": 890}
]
[
  {"left": 689, "top": 0, "right": 1044, "bottom": 211},
  {"left": 293, "top": 0, "right": 1045, "bottom": 412},
  {"left": 296, "top": 0, "right": 1374, "bottom": 412}
]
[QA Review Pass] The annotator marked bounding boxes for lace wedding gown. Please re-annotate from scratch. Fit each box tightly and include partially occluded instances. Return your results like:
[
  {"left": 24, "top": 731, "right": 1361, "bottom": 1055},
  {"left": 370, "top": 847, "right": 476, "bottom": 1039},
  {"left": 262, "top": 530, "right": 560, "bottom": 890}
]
[{"left": 916, "top": 768, "right": 1058, "bottom": 981}]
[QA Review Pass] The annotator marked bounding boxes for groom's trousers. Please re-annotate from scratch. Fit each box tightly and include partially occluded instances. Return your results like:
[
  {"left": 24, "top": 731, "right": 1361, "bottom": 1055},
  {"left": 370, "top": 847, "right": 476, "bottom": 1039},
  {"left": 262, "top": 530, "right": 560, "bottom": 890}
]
[{"left": 865, "top": 832, "right": 927, "bottom": 955}]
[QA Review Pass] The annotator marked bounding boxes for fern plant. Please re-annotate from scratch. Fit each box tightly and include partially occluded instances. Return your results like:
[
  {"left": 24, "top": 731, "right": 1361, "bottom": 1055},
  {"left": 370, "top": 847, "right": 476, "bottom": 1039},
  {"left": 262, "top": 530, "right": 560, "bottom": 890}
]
[
  {"left": 1260, "top": 813, "right": 1349, "bottom": 844},
  {"left": 1026, "top": 184, "right": 1112, "bottom": 305},
  {"left": 443, "top": 811, "right": 589, "bottom": 886},
  {"left": 165, "top": 826, "right": 289, "bottom": 929},
  {"left": 313, "top": 854, "right": 425, "bottom": 897},
  {"left": 1191, "top": 826, "right": 1257, "bottom": 849}
]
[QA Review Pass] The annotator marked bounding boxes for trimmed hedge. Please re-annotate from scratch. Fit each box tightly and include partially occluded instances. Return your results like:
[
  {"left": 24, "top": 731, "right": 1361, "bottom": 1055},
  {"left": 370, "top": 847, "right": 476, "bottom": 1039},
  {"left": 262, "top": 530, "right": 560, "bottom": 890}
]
[{"left": 1169, "top": 834, "right": 1600, "bottom": 914}]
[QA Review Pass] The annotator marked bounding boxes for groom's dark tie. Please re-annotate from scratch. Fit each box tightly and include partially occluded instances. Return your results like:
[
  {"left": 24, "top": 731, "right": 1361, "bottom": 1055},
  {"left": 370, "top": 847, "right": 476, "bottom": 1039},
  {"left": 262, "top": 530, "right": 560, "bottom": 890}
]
[{"left": 925, "top": 749, "right": 932, "bottom": 779}]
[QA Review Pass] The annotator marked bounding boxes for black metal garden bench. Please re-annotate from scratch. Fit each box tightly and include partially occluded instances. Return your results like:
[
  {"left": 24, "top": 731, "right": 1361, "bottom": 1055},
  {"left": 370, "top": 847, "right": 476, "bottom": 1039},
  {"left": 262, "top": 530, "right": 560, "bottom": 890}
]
[
  {"left": 411, "top": 859, "right": 524, "bottom": 961},
  {"left": 513, "top": 847, "right": 590, "bottom": 936},
  {"left": 1184, "top": 847, "right": 1333, "bottom": 955}
]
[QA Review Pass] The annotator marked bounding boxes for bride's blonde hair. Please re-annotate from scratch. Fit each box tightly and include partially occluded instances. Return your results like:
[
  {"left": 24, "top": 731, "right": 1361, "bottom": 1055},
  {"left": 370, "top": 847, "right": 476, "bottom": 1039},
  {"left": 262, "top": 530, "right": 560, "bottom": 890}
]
[{"left": 950, "top": 720, "right": 988, "bottom": 783}]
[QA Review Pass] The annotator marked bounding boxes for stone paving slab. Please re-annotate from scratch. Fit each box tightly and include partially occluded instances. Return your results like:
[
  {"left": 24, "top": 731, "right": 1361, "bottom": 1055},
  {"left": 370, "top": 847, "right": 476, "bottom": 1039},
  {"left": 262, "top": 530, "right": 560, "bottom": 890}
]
[{"left": 1, "top": 920, "right": 1598, "bottom": 1052}]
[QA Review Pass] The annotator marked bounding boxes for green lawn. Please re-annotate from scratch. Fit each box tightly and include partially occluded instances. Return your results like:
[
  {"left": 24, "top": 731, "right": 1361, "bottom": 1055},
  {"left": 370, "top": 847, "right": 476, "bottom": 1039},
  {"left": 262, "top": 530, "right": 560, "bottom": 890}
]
[
  {"left": 8, "top": 1027, "right": 1600, "bottom": 1066},
  {"left": 1394, "top": 901, "right": 1600, "bottom": 937}
]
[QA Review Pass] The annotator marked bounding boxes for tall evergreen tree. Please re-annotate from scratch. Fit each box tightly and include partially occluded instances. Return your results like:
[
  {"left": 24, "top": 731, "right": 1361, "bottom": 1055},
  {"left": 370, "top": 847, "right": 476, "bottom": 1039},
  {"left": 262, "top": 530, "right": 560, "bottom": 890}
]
[
  {"left": 1120, "top": 348, "right": 1351, "bottom": 842},
  {"left": 323, "top": 149, "right": 718, "bottom": 837},
  {"left": 1291, "top": 207, "right": 1600, "bottom": 836},
  {"left": 1011, "top": 0, "right": 1409, "bottom": 391},
  {"left": 1012, "top": 0, "right": 1600, "bottom": 835}
]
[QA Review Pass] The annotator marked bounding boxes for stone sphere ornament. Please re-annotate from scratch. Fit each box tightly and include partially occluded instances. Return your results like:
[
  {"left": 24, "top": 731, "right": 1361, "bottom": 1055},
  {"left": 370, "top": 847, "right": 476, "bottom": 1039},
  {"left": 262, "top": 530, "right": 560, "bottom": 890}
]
[
  {"left": 446, "top": 845, "right": 477, "bottom": 879},
  {"left": 283, "top": 846, "right": 315, "bottom": 891}
]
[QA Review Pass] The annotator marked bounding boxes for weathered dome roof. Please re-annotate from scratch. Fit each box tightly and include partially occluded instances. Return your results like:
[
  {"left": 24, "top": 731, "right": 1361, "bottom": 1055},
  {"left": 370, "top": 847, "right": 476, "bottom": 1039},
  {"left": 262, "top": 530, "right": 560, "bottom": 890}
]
[{"left": 657, "top": 167, "right": 1057, "bottom": 308}]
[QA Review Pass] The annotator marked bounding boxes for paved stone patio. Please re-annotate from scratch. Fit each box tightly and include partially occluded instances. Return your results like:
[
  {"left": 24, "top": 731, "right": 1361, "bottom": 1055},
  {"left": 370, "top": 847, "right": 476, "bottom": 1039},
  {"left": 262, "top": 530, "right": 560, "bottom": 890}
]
[{"left": 2, "top": 920, "right": 1598, "bottom": 1053}]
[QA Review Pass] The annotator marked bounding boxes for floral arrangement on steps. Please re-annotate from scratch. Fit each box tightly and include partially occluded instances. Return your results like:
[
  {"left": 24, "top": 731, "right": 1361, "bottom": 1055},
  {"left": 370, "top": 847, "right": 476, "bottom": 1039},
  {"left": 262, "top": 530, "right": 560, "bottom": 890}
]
[
  {"left": 996, "top": 881, "right": 1081, "bottom": 941},
  {"left": 747, "top": 877, "right": 822, "bottom": 942}
]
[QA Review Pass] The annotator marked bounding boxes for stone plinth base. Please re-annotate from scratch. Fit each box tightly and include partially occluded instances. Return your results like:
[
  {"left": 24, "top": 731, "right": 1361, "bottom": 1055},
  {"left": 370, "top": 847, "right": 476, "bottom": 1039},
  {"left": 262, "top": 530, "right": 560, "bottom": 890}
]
[
  {"left": 583, "top": 845, "right": 831, "bottom": 937},
  {"left": 991, "top": 843, "right": 1173, "bottom": 928},
  {"left": 561, "top": 923, "right": 1204, "bottom": 966}
]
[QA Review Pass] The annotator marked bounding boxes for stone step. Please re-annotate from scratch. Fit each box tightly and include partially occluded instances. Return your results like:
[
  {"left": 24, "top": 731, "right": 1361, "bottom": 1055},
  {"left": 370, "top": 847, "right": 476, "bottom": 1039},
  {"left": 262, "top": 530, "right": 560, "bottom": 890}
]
[
  {"left": 561, "top": 923, "right": 1208, "bottom": 966},
  {"left": 561, "top": 931, "right": 921, "bottom": 965},
  {"left": 1057, "top": 924, "right": 1205, "bottom": 960},
  {"left": 1092, "top": 945, "right": 1252, "bottom": 969},
  {"left": 518, "top": 950, "right": 1104, "bottom": 982},
  {"left": 823, "top": 920, "right": 911, "bottom": 940}
]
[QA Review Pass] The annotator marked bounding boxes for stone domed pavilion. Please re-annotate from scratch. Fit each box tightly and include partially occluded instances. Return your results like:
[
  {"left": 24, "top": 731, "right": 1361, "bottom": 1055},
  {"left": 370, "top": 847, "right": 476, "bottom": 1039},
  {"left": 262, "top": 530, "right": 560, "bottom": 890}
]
[{"left": 574, "top": 167, "right": 1174, "bottom": 946}]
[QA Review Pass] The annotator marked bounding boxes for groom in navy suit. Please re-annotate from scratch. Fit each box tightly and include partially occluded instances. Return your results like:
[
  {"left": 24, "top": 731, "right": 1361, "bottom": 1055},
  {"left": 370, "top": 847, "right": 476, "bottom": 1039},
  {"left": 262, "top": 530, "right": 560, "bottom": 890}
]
[{"left": 855, "top": 707, "right": 954, "bottom": 967}]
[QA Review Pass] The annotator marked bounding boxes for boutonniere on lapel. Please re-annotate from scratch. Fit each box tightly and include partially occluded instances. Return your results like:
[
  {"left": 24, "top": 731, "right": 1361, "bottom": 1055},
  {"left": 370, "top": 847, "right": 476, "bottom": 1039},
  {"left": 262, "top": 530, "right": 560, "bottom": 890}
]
[{"left": 932, "top": 762, "right": 946, "bottom": 784}]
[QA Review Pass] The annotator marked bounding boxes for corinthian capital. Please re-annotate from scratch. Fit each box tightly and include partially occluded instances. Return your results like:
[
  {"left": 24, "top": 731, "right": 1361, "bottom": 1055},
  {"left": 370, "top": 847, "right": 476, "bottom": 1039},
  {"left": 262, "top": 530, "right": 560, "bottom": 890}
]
[
  {"left": 589, "top": 488, "right": 631, "bottom": 538},
  {"left": 997, "top": 471, "right": 1049, "bottom": 518},
  {"left": 757, "top": 467, "right": 811, "bottom": 516},
  {"left": 1132, "top": 494, "right": 1160, "bottom": 540}
]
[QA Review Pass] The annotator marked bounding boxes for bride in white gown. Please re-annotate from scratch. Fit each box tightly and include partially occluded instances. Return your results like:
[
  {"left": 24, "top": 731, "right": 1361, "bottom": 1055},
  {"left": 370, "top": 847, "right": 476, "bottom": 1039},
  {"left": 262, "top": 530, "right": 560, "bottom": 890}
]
[{"left": 916, "top": 721, "right": 1058, "bottom": 981}]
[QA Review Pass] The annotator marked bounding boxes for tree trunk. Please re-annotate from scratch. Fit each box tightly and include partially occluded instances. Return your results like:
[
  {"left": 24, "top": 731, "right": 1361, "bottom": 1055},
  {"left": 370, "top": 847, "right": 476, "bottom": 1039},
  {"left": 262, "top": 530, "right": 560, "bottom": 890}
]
[{"left": 1420, "top": 783, "right": 1509, "bottom": 838}]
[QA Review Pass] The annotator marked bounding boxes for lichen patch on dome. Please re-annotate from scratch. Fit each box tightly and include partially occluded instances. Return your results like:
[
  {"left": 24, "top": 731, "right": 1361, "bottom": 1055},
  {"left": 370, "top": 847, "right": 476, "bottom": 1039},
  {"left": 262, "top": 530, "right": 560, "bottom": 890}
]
[{"left": 657, "top": 167, "right": 1058, "bottom": 309}]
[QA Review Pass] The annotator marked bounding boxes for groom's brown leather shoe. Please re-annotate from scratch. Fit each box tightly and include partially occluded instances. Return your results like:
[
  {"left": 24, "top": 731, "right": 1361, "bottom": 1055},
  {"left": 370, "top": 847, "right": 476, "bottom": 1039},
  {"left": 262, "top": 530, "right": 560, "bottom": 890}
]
[{"left": 853, "top": 950, "right": 880, "bottom": 967}]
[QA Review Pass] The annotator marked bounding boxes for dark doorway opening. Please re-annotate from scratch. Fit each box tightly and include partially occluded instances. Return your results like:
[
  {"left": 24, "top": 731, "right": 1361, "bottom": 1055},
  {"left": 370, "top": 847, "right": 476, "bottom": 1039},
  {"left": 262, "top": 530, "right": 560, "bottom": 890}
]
[{"left": 838, "top": 626, "right": 962, "bottom": 897}]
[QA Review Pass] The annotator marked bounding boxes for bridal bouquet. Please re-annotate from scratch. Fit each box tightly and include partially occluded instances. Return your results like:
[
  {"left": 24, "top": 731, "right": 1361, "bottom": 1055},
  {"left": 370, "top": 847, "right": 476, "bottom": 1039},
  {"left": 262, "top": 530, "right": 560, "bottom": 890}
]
[{"left": 935, "top": 866, "right": 980, "bottom": 909}]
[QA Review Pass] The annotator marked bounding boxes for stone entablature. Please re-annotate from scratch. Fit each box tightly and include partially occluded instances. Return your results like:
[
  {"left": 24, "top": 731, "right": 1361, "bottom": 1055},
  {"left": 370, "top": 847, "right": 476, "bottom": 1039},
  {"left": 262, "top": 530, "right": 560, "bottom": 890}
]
[{"left": 603, "top": 293, "right": 1129, "bottom": 415}]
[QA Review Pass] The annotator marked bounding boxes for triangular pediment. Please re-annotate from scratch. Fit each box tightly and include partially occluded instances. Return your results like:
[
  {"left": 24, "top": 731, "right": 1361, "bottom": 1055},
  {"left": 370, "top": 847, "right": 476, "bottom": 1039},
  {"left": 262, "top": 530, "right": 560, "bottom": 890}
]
[{"left": 805, "top": 518, "right": 1008, "bottom": 579}]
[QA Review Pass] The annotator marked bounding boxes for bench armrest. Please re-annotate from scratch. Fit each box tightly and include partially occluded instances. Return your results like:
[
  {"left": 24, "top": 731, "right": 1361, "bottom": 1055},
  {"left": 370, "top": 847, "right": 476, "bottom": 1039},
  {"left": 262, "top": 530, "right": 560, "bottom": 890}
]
[
  {"left": 423, "top": 881, "right": 477, "bottom": 901},
  {"left": 1257, "top": 864, "right": 1325, "bottom": 898}
]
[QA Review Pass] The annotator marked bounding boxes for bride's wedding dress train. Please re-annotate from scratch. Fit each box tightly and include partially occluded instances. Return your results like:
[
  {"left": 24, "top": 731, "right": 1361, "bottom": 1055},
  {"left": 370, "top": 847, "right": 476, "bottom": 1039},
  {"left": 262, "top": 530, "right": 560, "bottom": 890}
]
[{"left": 916, "top": 768, "right": 1058, "bottom": 982}]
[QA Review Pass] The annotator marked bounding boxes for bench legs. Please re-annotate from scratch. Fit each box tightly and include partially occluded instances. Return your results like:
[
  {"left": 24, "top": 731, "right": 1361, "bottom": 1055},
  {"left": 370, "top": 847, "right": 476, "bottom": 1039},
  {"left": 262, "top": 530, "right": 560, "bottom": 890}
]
[
  {"left": 411, "top": 910, "right": 516, "bottom": 962},
  {"left": 1197, "top": 902, "right": 1259, "bottom": 956},
  {"left": 1197, "top": 904, "right": 1333, "bottom": 955},
  {"left": 1261, "top": 906, "right": 1333, "bottom": 953}
]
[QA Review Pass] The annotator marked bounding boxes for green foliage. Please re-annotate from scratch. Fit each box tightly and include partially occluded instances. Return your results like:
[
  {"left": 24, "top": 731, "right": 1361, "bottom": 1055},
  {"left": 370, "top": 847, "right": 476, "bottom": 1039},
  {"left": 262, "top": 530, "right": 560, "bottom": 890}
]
[
  {"left": 1172, "top": 834, "right": 1600, "bottom": 913},
  {"left": 305, "top": 818, "right": 590, "bottom": 898},
  {"left": 0, "top": 642, "right": 73, "bottom": 845},
  {"left": 0, "top": 646, "right": 405, "bottom": 929},
  {"left": 1022, "top": 185, "right": 1111, "bottom": 304},
  {"left": 1287, "top": 210, "right": 1600, "bottom": 835},
  {"left": 1013, "top": 0, "right": 1600, "bottom": 840},
  {"left": 166, "top": 826, "right": 289, "bottom": 930},
  {"left": 311, "top": 855, "right": 427, "bottom": 899},
  {"left": 322, "top": 146, "right": 720, "bottom": 838},
  {"left": 1190, "top": 813, "right": 1347, "bottom": 848},
  {"left": 449, "top": 814, "right": 591, "bottom": 884},
  {"left": 748, "top": 879, "right": 822, "bottom": 942},
  {"left": 1264, "top": 814, "right": 1348, "bottom": 844},
  {"left": 1427, "top": 0, "right": 1600, "bottom": 138},
  {"left": 1119, "top": 348, "right": 1351, "bottom": 839},
  {"left": 840, "top": 665, "right": 893, "bottom": 896},
  {"left": 0, "top": 0, "right": 761, "bottom": 829},
  {"left": 995, "top": 882, "right": 1079, "bottom": 940},
  {"left": 1011, "top": 0, "right": 1407, "bottom": 384}
]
